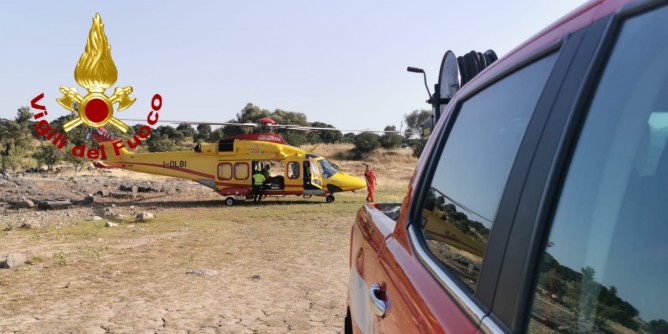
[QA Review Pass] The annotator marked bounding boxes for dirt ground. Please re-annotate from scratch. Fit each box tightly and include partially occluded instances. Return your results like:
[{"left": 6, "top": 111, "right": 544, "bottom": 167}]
[{"left": 0, "top": 169, "right": 381, "bottom": 334}]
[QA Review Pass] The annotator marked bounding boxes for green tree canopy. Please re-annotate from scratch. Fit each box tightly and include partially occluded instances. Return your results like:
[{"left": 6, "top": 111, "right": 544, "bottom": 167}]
[
  {"left": 195, "top": 123, "right": 212, "bottom": 142},
  {"left": 1, "top": 107, "right": 35, "bottom": 169},
  {"left": 354, "top": 132, "right": 381, "bottom": 155},
  {"left": 310, "top": 122, "right": 342, "bottom": 144},
  {"left": 380, "top": 125, "right": 404, "bottom": 149},
  {"left": 404, "top": 109, "right": 432, "bottom": 139},
  {"left": 33, "top": 144, "right": 62, "bottom": 171},
  {"left": 176, "top": 123, "right": 196, "bottom": 137}
]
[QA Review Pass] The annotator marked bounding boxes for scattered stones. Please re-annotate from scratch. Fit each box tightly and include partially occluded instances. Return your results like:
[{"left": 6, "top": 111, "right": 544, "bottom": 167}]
[
  {"left": 37, "top": 200, "right": 73, "bottom": 210},
  {"left": 11, "top": 198, "right": 35, "bottom": 209},
  {"left": 105, "top": 222, "right": 118, "bottom": 228},
  {"left": 77, "top": 195, "right": 95, "bottom": 205},
  {"left": 131, "top": 186, "right": 138, "bottom": 200},
  {"left": 136, "top": 212, "right": 155, "bottom": 222},
  {"left": 120, "top": 183, "right": 158, "bottom": 193},
  {"left": 20, "top": 221, "right": 41, "bottom": 229},
  {"left": 91, "top": 216, "right": 103, "bottom": 221},
  {"left": 186, "top": 268, "right": 217, "bottom": 276}
]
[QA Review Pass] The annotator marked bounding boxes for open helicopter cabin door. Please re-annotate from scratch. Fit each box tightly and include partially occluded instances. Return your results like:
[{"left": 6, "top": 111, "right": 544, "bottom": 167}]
[{"left": 307, "top": 158, "right": 323, "bottom": 189}]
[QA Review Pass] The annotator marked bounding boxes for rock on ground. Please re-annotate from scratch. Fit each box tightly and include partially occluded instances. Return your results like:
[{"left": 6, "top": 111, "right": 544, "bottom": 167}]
[
  {"left": 2, "top": 252, "right": 29, "bottom": 269},
  {"left": 186, "top": 268, "right": 218, "bottom": 276},
  {"left": 136, "top": 212, "right": 155, "bottom": 222}
]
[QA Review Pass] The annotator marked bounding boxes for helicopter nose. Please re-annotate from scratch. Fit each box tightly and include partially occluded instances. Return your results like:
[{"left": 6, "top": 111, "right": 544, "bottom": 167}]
[{"left": 328, "top": 173, "right": 366, "bottom": 191}]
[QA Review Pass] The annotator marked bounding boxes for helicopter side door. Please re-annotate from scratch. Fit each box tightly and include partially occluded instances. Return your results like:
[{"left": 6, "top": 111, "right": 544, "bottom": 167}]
[
  {"left": 284, "top": 160, "right": 302, "bottom": 193},
  {"left": 303, "top": 159, "right": 323, "bottom": 190}
]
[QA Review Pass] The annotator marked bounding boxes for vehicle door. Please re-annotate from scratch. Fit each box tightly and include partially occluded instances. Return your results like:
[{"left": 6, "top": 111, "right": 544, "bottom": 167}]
[
  {"left": 362, "top": 30, "right": 586, "bottom": 333},
  {"left": 484, "top": 3, "right": 668, "bottom": 332}
]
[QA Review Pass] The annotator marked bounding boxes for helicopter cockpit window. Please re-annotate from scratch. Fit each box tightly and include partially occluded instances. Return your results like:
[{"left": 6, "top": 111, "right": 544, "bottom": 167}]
[{"left": 318, "top": 159, "right": 339, "bottom": 179}]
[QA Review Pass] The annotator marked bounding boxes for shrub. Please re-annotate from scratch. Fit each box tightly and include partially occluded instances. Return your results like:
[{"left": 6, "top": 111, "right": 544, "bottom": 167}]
[{"left": 354, "top": 132, "right": 381, "bottom": 155}]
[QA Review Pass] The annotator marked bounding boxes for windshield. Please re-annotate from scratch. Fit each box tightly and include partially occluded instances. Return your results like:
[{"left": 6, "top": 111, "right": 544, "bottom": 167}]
[{"left": 318, "top": 159, "right": 339, "bottom": 179}]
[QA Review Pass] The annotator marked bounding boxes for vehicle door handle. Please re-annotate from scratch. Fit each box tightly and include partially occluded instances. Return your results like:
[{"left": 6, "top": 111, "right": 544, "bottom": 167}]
[{"left": 369, "top": 283, "right": 386, "bottom": 317}]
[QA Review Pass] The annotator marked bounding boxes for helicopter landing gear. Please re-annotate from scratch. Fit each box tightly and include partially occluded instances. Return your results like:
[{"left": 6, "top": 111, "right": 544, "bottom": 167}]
[
  {"left": 326, "top": 195, "right": 335, "bottom": 203},
  {"left": 224, "top": 197, "right": 235, "bottom": 206}
]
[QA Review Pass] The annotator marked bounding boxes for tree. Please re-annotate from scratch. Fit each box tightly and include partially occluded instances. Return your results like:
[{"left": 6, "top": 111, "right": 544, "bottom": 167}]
[
  {"left": 33, "top": 145, "right": 62, "bottom": 171},
  {"left": 310, "top": 122, "right": 342, "bottom": 143},
  {"left": 1, "top": 107, "right": 34, "bottom": 170},
  {"left": 575, "top": 266, "right": 602, "bottom": 330},
  {"left": 195, "top": 124, "right": 212, "bottom": 142},
  {"left": 281, "top": 131, "right": 308, "bottom": 146},
  {"left": 176, "top": 123, "right": 196, "bottom": 138},
  {"left": 354, "top": 132, "right": 381, "bottom": 155},
  {"left": 342, "top": 132, "right": 356, "bottom": 144},
  {"left": 220, "top": 124, "right": 245, "bottom": 138},
  {"left": 404, "top": 109, "right": 432, "bottom": 139},
  {"left": 148, "top": 137, "right": 178, "bottom": 152},
  {"left": 208, "top": 128, "right": 227, "bottom": 142},
  {"left": 156, "top": 125, "right": 184, "bottom": 144},
  {"left": 380, "top": 125, "right": 404, "bottom": 149},
  {"left": 411, "top": 138, "right": 427, "bottom": 158},
  {"left": 51, "top": 114, "right": 89, "bottom": 172},
  {"left": 648, "top": 319, "right": 668, "bottom": 334},
  {"left": 270, "top": 108, "right": 307, "bottom": 126},
  {"left": 237, "top": 103, "right": 271, "bottom": 123}
]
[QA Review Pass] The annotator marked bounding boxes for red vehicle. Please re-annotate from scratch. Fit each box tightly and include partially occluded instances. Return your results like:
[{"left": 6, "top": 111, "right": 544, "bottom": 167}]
[{"left": 346, "top": 0, "right": 668, "bottom": 333}]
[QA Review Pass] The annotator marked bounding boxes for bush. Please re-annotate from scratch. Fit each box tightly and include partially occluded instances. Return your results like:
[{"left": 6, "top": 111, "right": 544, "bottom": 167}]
[
  {"left": 33, "top": 145, "right": 62, "bottom": 171},
  {"left": 411, "top": 138, "right": 427, "bottom": 158},
  {"left": 148, "top": 138, "right": 178, "bottom": 152},
  {"left": 281, "top": 131, "right": 308, "bottom": 146},
  {"left": 380, "top": 132, "right": 404, "bottom": 149},
  {"left": 354, "top": 132, "right": 381, "bottom": 155}
]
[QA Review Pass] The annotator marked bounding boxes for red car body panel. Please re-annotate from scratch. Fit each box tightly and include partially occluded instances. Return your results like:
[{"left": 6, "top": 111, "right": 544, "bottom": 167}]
[{"left": 347, "top": 0, "right": 639, "bottom": 333}]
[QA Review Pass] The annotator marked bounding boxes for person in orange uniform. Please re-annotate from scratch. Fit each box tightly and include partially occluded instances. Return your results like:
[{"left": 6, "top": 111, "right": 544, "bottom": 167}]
[{"left": 364, "top": 164, "right": 377, "bottom": 202}]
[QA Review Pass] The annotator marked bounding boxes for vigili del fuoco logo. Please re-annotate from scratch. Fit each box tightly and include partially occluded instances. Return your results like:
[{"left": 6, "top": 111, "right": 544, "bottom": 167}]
[{"left": 29, "top": 13, "right": 162, "bottom": 159}]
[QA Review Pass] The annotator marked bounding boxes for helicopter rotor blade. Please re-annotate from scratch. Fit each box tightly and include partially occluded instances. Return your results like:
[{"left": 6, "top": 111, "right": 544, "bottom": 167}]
[
  {"left": 118, "top": 119, "right": 398, "bottom": 133},
  {"left": 118, "top": 119, "right": 258, "bottom": 127},
  {"left": 286, "top": 126, "right": 399, "bottom": 134}
]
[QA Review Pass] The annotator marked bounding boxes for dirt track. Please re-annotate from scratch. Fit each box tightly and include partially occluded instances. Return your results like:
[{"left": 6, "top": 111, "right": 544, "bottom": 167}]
[{"left": 0, "top": 171, "right": 363, "bottom": 333}]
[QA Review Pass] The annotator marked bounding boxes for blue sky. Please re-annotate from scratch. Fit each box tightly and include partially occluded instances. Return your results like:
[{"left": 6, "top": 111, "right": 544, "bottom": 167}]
[{"left": 0, "top": 0, "right": 587, "bottom": 132}]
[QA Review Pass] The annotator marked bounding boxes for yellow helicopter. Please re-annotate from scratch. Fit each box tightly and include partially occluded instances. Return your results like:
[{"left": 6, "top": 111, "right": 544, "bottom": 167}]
[{"left": 91, "top": 118, "right": 367, "bottom": 205}]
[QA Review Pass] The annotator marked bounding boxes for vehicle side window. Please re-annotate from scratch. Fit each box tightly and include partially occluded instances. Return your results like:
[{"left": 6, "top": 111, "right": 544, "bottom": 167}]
[
  {"left": 528, "top": 6, "right": 668, "bottom": 333},
  {"left": 419, "top": 53, "right": 557, "bottom": 292},
  {"left": 287, "top": 161, "right": 300, "bottom": 179},
  {"left": 234, "top": 163, "right": 249, "bottom": 180},
  {"left": 218, "top": 163, "right": 232, "bottom": 180}
]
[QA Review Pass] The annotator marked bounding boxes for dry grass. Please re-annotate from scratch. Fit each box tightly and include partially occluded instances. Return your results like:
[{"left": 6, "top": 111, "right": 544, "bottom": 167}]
[{"left": 0, "top": 143, "right": 419, "bottom": 333}]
